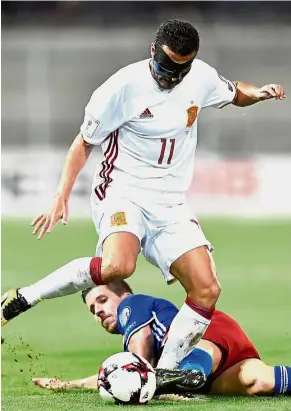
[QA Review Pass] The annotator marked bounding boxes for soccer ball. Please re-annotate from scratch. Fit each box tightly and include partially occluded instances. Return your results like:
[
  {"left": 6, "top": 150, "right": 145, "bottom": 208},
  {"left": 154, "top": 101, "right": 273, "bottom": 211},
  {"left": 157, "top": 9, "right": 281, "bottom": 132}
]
[{"left": 97, "top": 352, "right": 156, "bottom": 405}]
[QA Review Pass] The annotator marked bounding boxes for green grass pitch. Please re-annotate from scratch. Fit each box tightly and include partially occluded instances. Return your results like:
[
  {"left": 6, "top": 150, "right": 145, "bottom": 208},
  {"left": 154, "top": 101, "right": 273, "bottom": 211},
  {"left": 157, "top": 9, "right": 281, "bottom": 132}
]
[{"left": 1, "top": 219, "right": 291, "bottom": 411}]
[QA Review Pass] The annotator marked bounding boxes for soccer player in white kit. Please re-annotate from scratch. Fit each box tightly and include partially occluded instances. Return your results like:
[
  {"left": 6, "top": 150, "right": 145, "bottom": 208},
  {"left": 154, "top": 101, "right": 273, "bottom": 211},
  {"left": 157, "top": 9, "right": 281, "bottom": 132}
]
[{"left": 2, "top": 20, "right": 285, "bottom": 373}]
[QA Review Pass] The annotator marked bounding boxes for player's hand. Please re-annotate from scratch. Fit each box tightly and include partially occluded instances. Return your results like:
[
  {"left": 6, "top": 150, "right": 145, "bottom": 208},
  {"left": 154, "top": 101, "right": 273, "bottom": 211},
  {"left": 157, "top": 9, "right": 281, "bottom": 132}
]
[
  {"left": 32, "top": 377, "right": 67, "bottom": 390},
  {"left": 258, "top": 84, "right": 286, "bottom": 101},
  {"left": 32, "top": 377, "right": 82, "bottom": 390},
  {"left": 31, "top": 195, "right": 69, "bottom": 240}
]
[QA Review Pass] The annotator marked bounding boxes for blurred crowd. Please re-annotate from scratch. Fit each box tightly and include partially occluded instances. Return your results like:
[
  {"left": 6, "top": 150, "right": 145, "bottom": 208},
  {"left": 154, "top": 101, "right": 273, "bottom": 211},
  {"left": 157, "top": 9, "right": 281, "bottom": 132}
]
[{"left": 2, "top": 1, "right": 291, "bottom": 27}]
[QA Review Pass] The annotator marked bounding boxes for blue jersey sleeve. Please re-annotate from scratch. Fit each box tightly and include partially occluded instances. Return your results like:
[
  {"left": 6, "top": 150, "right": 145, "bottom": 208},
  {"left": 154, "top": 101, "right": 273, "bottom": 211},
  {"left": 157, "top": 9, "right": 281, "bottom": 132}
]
[
  {"left": 117, "top": 294, "right": 156, "bottom": 349},
  {"left": 117, "top": 294, "right": 179, "bottom": 352}
]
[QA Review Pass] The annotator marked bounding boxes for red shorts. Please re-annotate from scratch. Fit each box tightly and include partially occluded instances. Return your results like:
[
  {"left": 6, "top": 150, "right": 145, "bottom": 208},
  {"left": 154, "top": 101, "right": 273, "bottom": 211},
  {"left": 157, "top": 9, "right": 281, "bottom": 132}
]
[{"left": 203, "top": 309, "right": 260, "bottom": 381}]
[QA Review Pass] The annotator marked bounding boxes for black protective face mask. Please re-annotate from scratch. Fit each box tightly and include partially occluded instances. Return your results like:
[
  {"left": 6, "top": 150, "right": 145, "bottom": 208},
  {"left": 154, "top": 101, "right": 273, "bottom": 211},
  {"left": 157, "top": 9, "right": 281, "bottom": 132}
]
[{"left": 152, "top": 44, "right": 195, "bottom": 89}]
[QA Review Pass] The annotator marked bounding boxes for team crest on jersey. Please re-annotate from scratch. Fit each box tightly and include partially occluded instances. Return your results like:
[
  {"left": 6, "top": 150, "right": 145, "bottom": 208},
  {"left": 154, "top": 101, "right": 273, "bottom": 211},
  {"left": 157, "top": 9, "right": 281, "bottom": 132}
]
[
  {"left": 186, "top": 106, "right": 198, "bottom": 128},
  {"left": 119, "top": 307, "right": 131, "bottom": 327},
  {"left": 110, "top": 211, "right": 127, "bottom": 227}
]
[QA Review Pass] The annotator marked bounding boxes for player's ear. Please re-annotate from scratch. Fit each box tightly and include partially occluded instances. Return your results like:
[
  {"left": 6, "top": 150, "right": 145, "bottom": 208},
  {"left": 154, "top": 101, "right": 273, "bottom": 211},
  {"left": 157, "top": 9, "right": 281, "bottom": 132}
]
[
  {"left": 151, "top": 43, "right": 156, "bottom": 57},
  {"left": 122, "top": 292, "right": 131, "bottom": 299}
]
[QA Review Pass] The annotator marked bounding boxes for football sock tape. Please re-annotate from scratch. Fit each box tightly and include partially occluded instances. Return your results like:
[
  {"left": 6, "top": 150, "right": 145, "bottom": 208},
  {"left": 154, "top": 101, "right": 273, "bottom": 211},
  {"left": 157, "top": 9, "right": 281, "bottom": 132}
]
[{"left": 274, "top": 365, "right": 291, "bottom": 395}]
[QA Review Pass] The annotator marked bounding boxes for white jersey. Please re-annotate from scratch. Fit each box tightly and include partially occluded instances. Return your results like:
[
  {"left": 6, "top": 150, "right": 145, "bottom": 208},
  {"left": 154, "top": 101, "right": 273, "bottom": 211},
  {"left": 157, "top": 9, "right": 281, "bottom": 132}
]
[{"left": 80, "top": 58, "right": 236, "bottom": 202}]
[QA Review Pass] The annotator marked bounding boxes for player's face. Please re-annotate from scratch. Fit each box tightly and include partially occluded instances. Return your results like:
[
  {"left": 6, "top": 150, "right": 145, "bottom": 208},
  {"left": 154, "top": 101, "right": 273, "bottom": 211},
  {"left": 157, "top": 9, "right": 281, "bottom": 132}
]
[
  {"left": 151, "top": 43, "right": 197, "bottom": 90},
  {"left": 85, "top": 286, "right": 123, "bottom": 334}
]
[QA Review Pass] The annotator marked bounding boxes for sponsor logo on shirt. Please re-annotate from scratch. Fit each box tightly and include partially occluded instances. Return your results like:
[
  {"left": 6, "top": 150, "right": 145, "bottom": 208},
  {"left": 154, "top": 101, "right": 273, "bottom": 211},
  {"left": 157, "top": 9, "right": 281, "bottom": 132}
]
[
  {"left": 186, "top": 106, "right": 198, "bottom": 128},
  {"left": 119, "top": 307, "right": 131, "bottom": 327},
  {"left": 110, "top": 211, "right": 127, "bottom": 227},
  {"left": 140, "top": 108, "right": 154, "bottom": 119}
]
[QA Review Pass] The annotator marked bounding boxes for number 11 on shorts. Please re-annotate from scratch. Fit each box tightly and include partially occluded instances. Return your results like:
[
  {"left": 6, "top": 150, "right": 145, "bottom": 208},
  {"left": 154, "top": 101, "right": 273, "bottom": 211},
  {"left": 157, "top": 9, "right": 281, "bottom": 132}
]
[{"left": 158, "top": 138, "right": 176, "bottom": 165}]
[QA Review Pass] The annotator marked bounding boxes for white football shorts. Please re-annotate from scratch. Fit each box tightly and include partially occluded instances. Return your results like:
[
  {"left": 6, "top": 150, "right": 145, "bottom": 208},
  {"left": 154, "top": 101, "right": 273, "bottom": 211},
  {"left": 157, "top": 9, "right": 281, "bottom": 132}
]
[{"left": 90, "top": 190, "right": 213, "bottom": 284}]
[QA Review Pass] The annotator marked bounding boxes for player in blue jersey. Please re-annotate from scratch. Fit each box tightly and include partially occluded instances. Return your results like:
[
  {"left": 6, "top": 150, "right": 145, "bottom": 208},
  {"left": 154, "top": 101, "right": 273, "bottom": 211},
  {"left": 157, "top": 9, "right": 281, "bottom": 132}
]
[{"left": 33, "top": 281, "right": 291, "bottom": 397}]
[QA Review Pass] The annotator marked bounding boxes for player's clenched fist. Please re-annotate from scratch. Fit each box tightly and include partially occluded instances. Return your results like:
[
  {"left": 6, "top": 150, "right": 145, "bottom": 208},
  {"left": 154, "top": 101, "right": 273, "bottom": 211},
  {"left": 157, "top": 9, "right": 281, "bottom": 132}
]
[{"left": 31, "top": 195, "right": 69, "bottom": 240}]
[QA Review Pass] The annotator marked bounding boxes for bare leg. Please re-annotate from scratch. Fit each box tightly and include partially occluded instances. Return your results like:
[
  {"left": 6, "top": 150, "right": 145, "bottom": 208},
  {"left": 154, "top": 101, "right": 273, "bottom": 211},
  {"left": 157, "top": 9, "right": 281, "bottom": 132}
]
[
  {"left": 210, "top": 358, "right": 275, "bottom": 396},
  {"left": 158, "top": 246, "right": 220, "bottom": 369},
  {"left": 17, "top": 233, "right": 140, "bottom": 304}
]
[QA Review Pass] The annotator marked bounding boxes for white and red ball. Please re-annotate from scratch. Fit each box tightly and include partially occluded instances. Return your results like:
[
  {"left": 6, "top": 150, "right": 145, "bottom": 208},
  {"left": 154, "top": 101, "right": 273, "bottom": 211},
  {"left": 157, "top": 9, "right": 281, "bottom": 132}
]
[{"left": 97, "top": 352, "right": 156, "bottom": 405}]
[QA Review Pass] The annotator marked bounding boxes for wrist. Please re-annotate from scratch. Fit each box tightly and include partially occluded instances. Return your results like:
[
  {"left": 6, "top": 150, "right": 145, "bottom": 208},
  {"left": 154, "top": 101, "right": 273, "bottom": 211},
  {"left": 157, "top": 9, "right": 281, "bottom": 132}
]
[
  {"left": 253, "top": 87, "right": 263, "bottom": 101},
  {"left": 54, "top": 191, "right": 68, "bottom": 201}
]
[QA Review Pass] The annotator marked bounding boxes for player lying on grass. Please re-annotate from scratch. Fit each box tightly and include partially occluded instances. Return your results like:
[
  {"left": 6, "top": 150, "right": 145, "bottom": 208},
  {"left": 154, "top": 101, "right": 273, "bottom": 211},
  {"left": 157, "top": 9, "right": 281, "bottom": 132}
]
[{"left": 32, "top": 281, "right": 291, "bottom": 396}]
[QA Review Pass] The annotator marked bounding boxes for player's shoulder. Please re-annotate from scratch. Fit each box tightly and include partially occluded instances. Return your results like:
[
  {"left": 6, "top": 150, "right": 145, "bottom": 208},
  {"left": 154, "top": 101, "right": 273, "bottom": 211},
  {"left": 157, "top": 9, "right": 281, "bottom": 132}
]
[
  {"left": 117, "top": 293, "right": 176, "bottom": 314},
  {"left": 118, "top": 293, "right": 155, "bottom": 310},
  {"left": 117, "top": 294, "right": 157, "bottom": 335},
  {"left": 117, "top": 294, "right": 147, "bottom": 316},
  {"left": 192, "top": 59, "right": 216, "bottom": 72},
  {"left": 114, "top": 58, "right": 151, "bottom": 86},
  {"left": 88, "top": 58, "right": 150, "bottom": 103},
  {"left": 189, "top": 59, "right": 218, "bottom": 81},
  {"left": 125, "top": 293, "right": 177, "bottom": 306}
]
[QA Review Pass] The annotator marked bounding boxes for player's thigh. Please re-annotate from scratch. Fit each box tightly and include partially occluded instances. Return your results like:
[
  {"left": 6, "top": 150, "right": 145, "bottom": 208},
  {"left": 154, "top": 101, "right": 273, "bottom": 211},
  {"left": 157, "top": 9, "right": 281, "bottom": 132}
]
[
  {"left": 210, "top": 358, "right": 273, "bottom": 396},
  {"left": 143, "top": 219, "right": 215, "bottom": 286},
  {"left": 92, "top": 198, "right": 145, "bottom": 273},
  {"left": 170, "top": 243, "right": 219, "bottom": 295}
]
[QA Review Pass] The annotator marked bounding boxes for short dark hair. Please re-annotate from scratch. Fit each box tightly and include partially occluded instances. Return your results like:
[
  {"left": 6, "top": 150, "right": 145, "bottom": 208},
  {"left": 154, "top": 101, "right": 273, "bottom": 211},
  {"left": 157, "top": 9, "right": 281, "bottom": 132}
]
[
  {"left": 155, "top": 19, "right": 199, "bottom": 56},
  {"left": 81, "top": 280, "right": 133, "bottom": 304}
]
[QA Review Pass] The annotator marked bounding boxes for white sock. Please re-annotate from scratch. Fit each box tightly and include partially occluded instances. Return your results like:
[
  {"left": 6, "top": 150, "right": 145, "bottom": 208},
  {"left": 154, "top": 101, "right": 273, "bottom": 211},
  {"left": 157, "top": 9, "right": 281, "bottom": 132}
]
[
  {"left": 19, "top": 257, "right": 94, "bottom": 306},
  {"left": 157, "top": 303, "right": 211, "bottom": 369}
]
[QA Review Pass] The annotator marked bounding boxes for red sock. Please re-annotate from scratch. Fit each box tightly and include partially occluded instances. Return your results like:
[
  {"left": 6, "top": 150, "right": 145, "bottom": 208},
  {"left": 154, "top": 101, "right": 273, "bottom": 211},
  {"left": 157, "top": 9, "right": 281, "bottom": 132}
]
[
  {"left": 185, "top": 296, "right": 214, "bottom": 320},
  {"left": 90, "top": 257, "right": 104, "bottom": 285}
]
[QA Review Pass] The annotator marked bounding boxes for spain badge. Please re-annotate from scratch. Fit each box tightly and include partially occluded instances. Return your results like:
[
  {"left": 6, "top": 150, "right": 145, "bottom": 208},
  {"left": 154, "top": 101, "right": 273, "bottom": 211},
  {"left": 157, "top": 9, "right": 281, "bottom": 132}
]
[
  {"left": 186, "top": 106, "right": 198, "bottom": 128},
  {"left": 110, "top": 212, "right": 128, "bottom": 227}
]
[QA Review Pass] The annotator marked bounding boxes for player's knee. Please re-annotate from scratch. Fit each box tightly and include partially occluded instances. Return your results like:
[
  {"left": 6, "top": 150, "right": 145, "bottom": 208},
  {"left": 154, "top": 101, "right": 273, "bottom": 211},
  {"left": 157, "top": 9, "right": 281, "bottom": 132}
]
[
  {"left": 245, "top": 375, "right": 274, "bottom": 395},
  {"left": 118, "top": 260, "right": 136, "bottom": 279},
  {"left": 210, "top": 280, "right": 221, "bottom": 300},
  {"left": 206, "top": 281, "right": 221, "bottom": 305},
  {"left": 191, "top": 279, "right": 221, "bottom": 307},
  {"left": 102, "top": 259, "right": 136, "bottom": 281},
  {"left": 239, "top": 366, "right": 272, "bottom": 396},
  {"left": 238, "top": 361, "right": 274, "bottom": 396},
  {"left": 239, "top": 367, "right": 257, "bottom": 395}
]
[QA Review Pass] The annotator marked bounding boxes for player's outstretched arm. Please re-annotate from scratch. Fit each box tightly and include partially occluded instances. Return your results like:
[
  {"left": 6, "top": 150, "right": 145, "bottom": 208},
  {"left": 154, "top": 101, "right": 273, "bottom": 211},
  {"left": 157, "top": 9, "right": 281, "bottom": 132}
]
[
  {"left": 32, "top": 374, "right": 98, "bottom": 390},
  {"left": 233, "top": 82, "right": 286, "bottom": 107},
  {"left": 31, "top": 133, "right": 94, "bottom": 240},
  {"left": 128, "top": 325, "right": 157, "bottom": 367}
]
